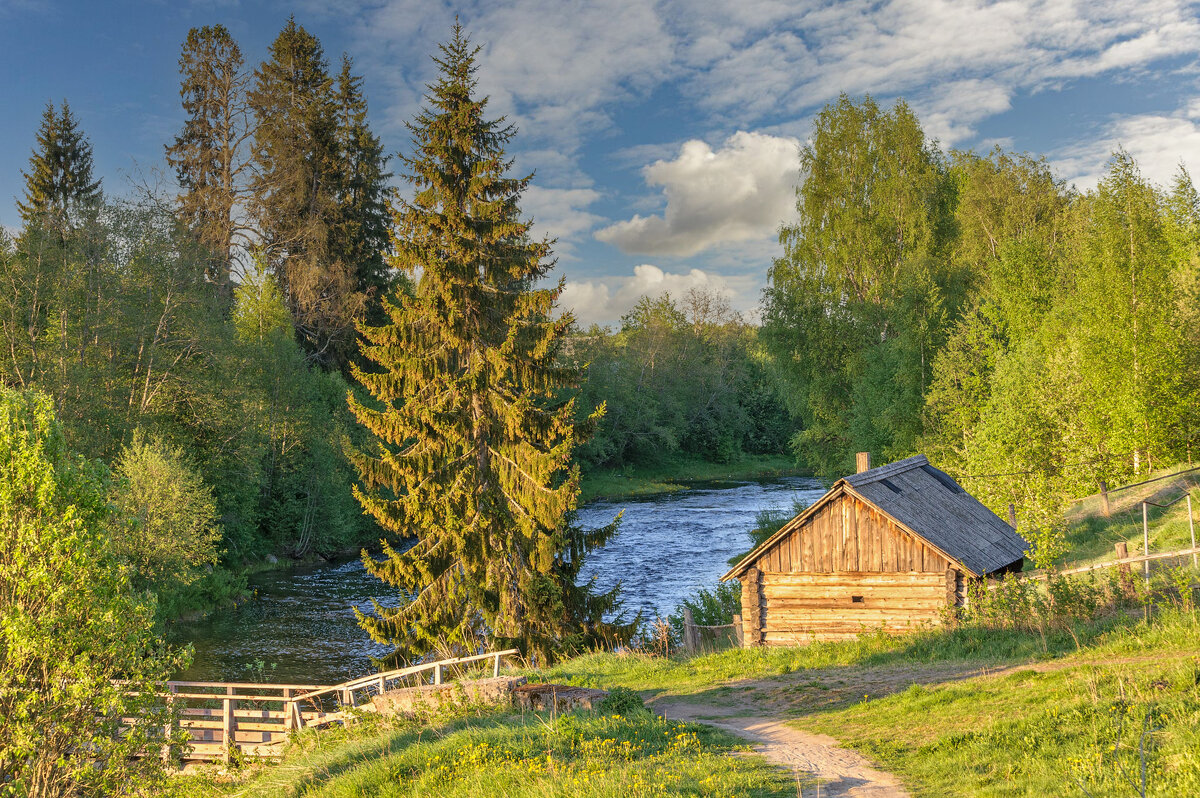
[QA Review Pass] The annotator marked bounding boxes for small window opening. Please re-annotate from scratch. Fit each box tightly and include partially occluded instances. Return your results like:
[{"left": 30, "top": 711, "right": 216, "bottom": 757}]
[{"left": 851, "top": 595, "right": 864, "bottom": 603}]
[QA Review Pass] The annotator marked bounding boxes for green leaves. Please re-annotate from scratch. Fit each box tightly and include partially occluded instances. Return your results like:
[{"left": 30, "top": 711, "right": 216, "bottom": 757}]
[
  {"left": 0, "top": 387, "right": 187, "bottom": 797},
  {"left": 764, "top": 94, "right": 956, "bottom": 475}
]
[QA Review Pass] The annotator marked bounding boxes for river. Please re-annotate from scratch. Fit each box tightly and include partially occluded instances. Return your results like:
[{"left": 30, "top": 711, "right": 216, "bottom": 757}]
[{"left": 169, "top": 476, "right": 825, "bottom": 684}]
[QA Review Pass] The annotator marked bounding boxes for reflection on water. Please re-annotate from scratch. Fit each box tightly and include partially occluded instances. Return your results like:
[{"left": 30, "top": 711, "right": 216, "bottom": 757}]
[{"left": 170, "top": 476, "right": 825, "bottom": 683}]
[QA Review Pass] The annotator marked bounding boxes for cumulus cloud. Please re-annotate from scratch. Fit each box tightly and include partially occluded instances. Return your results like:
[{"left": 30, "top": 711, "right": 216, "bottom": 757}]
[
  {"left": 559, "top": 264, "right": 737, "bottom": 327},
  {"left": 914, "top": 79, "right": 1014, "bottom": 147},
  {"left": 595, "top": 131, "right": 800, "bottom": 257},
  {"left": 1052, "top": 99, "right": 1200, "bottom": 189}
]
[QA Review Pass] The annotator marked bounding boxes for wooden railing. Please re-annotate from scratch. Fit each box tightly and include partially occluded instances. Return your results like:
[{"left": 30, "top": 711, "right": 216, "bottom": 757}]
[
  {"left": 131, "top": 649, "right": 519, "bottom": 764},
  {"left": 290, "top": 649, "right": 519, "bottom": 711}
]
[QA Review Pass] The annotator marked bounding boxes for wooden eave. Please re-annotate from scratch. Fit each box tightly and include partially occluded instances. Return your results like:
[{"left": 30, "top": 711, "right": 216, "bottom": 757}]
[{"left": 720, "top": 479, "right": 981, "bottom": 582}]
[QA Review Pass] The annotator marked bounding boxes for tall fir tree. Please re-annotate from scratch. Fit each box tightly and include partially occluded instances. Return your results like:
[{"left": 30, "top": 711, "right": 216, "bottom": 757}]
[
  {"left": 348, "top": 26, "right": 628, "bottom": 664},
  {"left": 165, "top": 25, "right": 254, "bottom": 300},
  {"left": 17, "top": 100, "right": 102, "bottom": 229},
  {"left": 331, "top": 54, "right": 393, "bottom": 326},
  {"left": 249, "top": 17, "right": 361, "bottom": 367}
]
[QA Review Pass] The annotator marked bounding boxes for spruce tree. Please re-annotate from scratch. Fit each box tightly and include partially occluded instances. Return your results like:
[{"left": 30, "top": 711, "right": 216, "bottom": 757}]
[
  {"left": 250, "top": 17, "right": 360, "bottom": 366},
  {"left": 17, "top": 100, "right": 102, "bottom": 229},
  {"left": 165, "top": 25, "right": 253, "bottom": 300},
  {"left": 348, "top": 26, "right": 628, "bottom": 663},
  {"left": 331, "top": 55, "right": 393, "bottom": 325}
]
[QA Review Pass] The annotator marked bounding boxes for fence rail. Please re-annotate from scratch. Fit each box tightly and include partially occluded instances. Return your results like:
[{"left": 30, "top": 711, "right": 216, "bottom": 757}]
[
  {"left": 1021, "top": 545, "right": 1200, "bottom": 582},
  {"left": 127, "top": 648, "right": 519, "bottom": 764}
]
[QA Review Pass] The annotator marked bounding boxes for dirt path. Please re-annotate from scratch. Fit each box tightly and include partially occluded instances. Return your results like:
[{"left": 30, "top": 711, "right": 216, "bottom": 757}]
[
  {"left": 649, "top": 653, "right": 1192, "bottom": 796},
  {"left": 653, "top": 697, "right": 909, "bottom": 797}
]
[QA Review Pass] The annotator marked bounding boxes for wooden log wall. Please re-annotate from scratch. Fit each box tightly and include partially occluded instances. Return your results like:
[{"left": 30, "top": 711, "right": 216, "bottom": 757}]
[
  {"left": 757, "top": 570, "right": 953, "bottom": 645},
  {"left": 741, "top": 568, "right": 762, "bottom": 647}
]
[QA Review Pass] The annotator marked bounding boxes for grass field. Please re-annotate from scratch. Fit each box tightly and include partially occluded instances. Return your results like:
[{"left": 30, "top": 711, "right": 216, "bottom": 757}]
[
  {"left": 1062, "top": 466, "right": 1199, "bottom": 567},
  {"left": 793, "top": 609, "right": 1200, "bottom": 796}
]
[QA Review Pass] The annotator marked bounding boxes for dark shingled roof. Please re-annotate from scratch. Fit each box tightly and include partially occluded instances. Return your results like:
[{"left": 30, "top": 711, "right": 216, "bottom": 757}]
[{"left": 845, "top": 455, "right": 1027, "bottom": 576}]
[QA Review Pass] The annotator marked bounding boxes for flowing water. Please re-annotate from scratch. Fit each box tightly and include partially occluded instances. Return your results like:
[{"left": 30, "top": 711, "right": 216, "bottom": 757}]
[{"left": 170, "top": 476, "right": 825, "bottom": 684}]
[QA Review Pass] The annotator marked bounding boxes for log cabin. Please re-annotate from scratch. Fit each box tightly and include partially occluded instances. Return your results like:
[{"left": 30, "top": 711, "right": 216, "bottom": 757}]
[{"left": 722, "top": 453, "right": 1028, "bottom": 647}]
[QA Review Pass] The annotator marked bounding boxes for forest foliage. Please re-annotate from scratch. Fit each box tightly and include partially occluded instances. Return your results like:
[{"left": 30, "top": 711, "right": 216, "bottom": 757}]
[{"left": 763, "top": 95, "right": 1200, "bottom": 557}]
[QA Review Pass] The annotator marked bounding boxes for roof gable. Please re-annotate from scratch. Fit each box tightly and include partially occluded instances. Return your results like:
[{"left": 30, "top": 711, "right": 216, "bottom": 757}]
[{"left": 723, "top": 455, "right": 1029, "bottom": 580}]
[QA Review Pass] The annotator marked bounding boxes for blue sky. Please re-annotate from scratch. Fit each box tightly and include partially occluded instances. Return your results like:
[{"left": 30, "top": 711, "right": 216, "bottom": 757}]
[{"left": 3, "top": 1, "right": 1200, "bottom": 325}]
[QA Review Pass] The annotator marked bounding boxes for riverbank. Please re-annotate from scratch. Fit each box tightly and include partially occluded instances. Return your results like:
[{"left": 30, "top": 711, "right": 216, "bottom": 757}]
[{"left": 579, "top": 453, "right": 808, "bottom": 503}]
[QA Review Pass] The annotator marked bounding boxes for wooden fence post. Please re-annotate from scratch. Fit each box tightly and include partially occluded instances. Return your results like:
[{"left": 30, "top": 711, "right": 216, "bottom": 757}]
[
  {"left": 222, "top": 694, "right": 234, "bottom": 765},
  {"left": 433, "top": 664, "right": 442, "bottom": 686},
  {"left": 1007, "top": 503, "right": 1017, "bottom": 529},
  {"left": 1188, "top": 494, "right": 1197, "bottom": 569},
  {"left": 682, "top": 607, "right": 699, "bottom": 652},
  {"left": 732, "top": 613, "right": 743, "bottom": 647},
  {"left": 1142, "top": 502, "right": 1151, "bottom": 584},
  {"left": 493, "top": 653, "right": 501, "bottom": 678},
  {"left": 1100, "top": 481, "right": 1110, "bottom": 517},
  {"left": 161, "top": 684, "right": 176, "bottom": 765}
]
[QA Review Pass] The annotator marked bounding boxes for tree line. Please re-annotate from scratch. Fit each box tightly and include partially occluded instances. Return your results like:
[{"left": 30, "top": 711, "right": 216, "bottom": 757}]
[
  {"left": 762, "top": 94, "right": 1200, "bottom": 561},
  {"left": 572, "top": 290, "right": 793, "bottom": 471},
  {"left": 1, "top": 19, "right": 399, "bottom": 617}
]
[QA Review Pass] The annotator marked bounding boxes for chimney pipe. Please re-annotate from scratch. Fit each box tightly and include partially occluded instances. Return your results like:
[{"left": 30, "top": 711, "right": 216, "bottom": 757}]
[{"left": 855, "top": 452, "right": 872, "bottom": 474}]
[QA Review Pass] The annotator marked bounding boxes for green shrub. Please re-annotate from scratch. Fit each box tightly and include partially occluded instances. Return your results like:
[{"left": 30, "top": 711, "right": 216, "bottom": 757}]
[
  {"left": 598, "top": 686, "right": 645, "bottom": 715},
  {"left": 110, "top": 431, "right": 222, "bottom": 596}
]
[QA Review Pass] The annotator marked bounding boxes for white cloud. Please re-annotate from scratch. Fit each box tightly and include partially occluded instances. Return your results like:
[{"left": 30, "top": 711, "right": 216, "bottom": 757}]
[
  {"left": 349, "top": 0, "right": 674, "bottom": 152},
  {"left": 521, "top": 186, "right": 603, "bottom": 257},
  {"left": 669, "top": 0, "right": 1200, "bottom": 146},
  {"left": 595, "top": 131, "right": 800, "bottom": 257},
  {"left": 914, "top": 79, "right": 1013, "bottom": 146},
  {"left": 560, "top": 264, "right": 736, "bottom": 327},
  {"left": 1052, "top": 99, "right": 1200, "bottom": 189}
]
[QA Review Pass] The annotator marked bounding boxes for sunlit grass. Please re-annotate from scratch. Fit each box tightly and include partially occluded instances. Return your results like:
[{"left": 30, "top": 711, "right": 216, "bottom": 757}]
[
  {"left": 791, "top": 609, "right": 1200, "bottom": 796},
  {"left": 164, "top": 709, "right": 794, "bottom": 797}
]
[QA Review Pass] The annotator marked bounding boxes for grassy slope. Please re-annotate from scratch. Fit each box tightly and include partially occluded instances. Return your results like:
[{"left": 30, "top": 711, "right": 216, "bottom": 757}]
[
  {"left": 165, "top": 709, "right": 794, "bottom": 797},
  {"left": 1062, "top": 466, "right": 1199, "bottom": 567},
  {"left": 791, "top": 610, "right": 1200, "bottom": 796},
  {"left": 579, "top": 453, "right": 804, "bottom": 503}
]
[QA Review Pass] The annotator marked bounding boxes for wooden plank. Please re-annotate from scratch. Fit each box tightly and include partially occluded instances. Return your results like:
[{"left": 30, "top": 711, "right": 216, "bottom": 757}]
[
  {"left": 848, "top": 499, "right": 860, "bottom": 571},
  {"left": 766, "top": 609, "right": 943, "bottom": 624},
  {"left": 181, "top": 719, "right": 287, "bottom": 733},
  {"left": 764, "top": 597, "right": 950, "bottom": 610},
  {"left": 768, "top": 583, "right": 945, "bottom": 600},
  {"left": 811, "top": 513, "right": 823, "bottom": 572},
  {"left": 181, "top": 708, "right": 288, "bottom": 719},
  {"left": 166, "top": 681, "right": 325, "bottom": 691},
  {"left": 762, "top": 571, "right": 946, "bottom": 586},
  {"left": 946, "top": 569, "right": 956, "bottom": 607}
]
